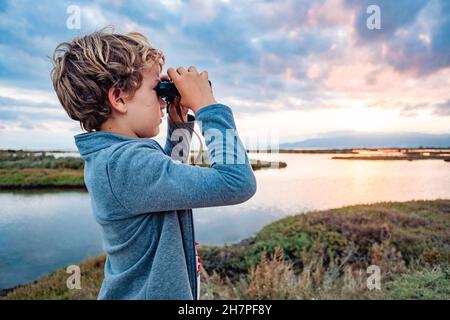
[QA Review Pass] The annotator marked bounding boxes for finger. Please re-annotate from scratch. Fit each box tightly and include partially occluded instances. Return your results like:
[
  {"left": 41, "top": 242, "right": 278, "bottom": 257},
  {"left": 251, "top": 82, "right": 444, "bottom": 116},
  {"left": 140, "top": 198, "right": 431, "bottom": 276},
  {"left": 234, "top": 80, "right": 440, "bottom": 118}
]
[
  {"left": 181, "top": 105, "right": 190, "bottom": 114},
  {"left": 188, "top": 66, "right": 198, "bottom": 74},
  {"left": 167, "top": 68, "right": 180, "bottom": 82},
  {"left": 176, "top": 66, "right": 187, "bottom": 75},
  {"left": 200, "top": 70, "right": 208, "bottom": 79},
  {"left": 168, "top": 97, "right": 183, "bottom": 117},
  {"left": 168, "top": 98, "right": 180, "bottom": 117},
  {"left": 169, "top": 96, "right": 180, "bottom": 108},
  {"left": 176, "top": 103, "right": 183, "bottom": 119}
]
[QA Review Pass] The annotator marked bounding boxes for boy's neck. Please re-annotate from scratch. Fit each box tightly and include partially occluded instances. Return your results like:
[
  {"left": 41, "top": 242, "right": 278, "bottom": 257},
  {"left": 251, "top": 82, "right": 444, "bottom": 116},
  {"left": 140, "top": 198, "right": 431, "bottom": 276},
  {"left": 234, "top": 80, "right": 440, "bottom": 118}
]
[{"left": 99, "top": 118, "right": 139, "bottom": 138}]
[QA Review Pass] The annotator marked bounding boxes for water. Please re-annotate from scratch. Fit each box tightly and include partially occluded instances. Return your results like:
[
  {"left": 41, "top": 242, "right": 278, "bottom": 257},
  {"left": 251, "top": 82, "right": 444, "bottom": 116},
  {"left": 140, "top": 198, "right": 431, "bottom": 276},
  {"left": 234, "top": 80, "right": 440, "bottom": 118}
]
[
  {"left": 0, "top": 190, "right": 102, "bottom": 290},
  {"left": 1, "top": 153, "right": 449, "bottom": 290}
]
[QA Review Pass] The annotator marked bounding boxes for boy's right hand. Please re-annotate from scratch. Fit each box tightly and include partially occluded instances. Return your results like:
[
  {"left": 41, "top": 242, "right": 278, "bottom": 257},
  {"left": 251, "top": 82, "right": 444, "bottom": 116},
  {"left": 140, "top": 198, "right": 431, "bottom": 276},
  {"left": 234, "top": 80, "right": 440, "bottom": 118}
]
[{"left": 167, "top": 66, "right": 218, "bottom": 113}]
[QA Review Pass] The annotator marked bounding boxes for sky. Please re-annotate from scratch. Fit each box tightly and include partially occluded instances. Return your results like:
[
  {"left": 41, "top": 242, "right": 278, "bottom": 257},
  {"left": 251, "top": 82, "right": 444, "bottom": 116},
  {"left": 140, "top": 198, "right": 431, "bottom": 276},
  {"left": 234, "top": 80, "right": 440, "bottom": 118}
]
[{"left": 0, "top": 0, "right": 449, "bottom": 150}]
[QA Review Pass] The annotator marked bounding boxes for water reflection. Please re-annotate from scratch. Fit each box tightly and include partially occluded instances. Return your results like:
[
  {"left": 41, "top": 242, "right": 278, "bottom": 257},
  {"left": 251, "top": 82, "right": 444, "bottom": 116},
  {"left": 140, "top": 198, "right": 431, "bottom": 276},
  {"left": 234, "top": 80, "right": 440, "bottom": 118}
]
[{"left": 0, "top": 190, "right": 102, "bottom": 290}]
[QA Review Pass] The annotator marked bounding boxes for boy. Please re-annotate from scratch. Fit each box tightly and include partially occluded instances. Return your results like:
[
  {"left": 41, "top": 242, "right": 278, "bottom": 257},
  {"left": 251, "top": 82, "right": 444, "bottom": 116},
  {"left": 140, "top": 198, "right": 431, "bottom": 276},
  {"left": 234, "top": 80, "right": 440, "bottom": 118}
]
[{"left": 50, "top": 29, "right": 257, "bottom": 300}]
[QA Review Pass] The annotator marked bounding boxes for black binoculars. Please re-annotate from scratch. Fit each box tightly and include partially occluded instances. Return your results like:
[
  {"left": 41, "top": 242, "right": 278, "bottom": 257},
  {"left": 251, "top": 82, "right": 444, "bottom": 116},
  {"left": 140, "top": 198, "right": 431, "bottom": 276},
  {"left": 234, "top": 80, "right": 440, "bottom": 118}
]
[{"left": 156, "top": 80, "right": 212, "bottom": 104}]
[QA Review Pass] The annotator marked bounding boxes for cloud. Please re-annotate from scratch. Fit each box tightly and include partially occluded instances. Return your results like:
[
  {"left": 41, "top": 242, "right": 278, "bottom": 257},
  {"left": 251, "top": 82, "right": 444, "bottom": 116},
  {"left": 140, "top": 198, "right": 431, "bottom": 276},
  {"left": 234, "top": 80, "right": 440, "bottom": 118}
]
[
  {"left": 347, "top": 0, "right": 428, "bottom": 38},
  {"left": 0, "top": 85, "right": 67, "bottom": 129},
  {"left": 0, "top": 86, "right": 59, "bottom": 106},
  {"left": 433, "top": 100, "right": 450, "bottom": 116},
  {"left": 347, "top": 0, "right": 450, "bottom": 76},
  {"left": 0, "top": 0, "right": 449, "bottom": 149}
]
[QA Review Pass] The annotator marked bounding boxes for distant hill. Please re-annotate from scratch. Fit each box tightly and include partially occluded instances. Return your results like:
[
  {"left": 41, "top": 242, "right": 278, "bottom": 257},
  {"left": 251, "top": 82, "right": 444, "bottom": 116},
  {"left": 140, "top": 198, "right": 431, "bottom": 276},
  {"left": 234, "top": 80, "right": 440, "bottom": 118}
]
[{"left": 280, "top": 132, "right": 450, "bottom": 149}]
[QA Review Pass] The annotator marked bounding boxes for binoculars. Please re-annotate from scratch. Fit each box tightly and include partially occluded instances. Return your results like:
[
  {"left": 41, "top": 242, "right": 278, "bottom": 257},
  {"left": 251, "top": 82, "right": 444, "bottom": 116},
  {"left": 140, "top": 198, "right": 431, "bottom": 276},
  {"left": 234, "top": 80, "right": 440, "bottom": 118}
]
[{"left": 156, "top": 80, "right": 212, "bottom": 104}]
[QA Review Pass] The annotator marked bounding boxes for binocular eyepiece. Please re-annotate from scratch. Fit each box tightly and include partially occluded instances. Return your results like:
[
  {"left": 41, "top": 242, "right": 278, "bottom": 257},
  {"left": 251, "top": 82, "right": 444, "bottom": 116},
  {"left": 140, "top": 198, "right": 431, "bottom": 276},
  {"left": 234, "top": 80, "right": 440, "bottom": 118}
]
[{"left": 156, "top": 80, "right": 212, "bottom": 104}]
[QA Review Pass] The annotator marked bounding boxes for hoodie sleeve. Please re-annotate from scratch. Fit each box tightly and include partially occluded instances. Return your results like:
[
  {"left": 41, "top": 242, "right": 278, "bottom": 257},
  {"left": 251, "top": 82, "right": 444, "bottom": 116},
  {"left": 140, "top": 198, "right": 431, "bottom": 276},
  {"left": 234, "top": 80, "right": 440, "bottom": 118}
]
[
  {"left": 163, "top": 114, "right": 195, "bottom": 163},
  {"left": 106, "top": 103, "right": 257, "bottom": 217}
]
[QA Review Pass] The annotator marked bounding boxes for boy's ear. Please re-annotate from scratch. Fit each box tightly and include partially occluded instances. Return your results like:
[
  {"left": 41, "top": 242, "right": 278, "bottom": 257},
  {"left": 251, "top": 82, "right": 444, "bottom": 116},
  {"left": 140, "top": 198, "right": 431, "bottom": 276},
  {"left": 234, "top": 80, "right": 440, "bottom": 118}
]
[{"left": 108, "top": 87, "right": 127, "bottom": 113}]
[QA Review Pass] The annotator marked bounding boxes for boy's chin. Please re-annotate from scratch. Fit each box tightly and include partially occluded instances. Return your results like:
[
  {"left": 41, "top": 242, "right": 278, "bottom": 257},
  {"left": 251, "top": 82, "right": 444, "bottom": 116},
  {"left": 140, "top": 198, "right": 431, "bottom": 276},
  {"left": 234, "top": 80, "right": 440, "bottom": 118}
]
[
  {"left": 146, "top": 127, "right": 159, "bottom": 138},
  {"left": 135, "top": 126, "right": 159, "bottom": 138}
]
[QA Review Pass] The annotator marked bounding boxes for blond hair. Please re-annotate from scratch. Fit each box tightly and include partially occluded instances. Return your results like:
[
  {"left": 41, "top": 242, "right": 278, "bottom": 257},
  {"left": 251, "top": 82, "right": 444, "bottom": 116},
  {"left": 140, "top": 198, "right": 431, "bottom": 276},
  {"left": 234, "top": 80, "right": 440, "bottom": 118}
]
[{"left": 51, "top": 27, "right": 165, "bottom": 131}]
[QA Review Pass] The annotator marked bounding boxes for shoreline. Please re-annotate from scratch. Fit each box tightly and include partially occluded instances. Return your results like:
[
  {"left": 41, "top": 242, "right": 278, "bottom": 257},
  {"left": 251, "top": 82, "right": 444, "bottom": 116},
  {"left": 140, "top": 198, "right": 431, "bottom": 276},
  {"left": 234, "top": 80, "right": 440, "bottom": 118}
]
[{"left": 2, "top": 198, "right": 449, "bottom": 300}]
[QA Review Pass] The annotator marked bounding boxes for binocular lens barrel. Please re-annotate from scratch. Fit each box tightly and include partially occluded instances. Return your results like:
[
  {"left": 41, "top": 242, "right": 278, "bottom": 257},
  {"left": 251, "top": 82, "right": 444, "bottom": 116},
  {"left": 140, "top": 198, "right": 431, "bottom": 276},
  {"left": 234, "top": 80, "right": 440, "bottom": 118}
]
[{"left": 156, "top": 80, "right": 212, "bottom": 103}]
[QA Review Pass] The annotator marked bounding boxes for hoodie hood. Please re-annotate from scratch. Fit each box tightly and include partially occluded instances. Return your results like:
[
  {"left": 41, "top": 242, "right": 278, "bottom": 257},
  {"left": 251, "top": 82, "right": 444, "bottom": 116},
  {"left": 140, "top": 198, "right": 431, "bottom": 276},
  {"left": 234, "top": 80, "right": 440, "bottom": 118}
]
[{"left": 74, "top": 131, "right": 144, "bottom": 159}]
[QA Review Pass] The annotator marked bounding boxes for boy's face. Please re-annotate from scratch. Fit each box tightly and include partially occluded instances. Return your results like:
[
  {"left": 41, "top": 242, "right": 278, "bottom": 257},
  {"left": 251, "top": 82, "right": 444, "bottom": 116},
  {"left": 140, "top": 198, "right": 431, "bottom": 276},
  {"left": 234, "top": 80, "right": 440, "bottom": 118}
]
[{"left": 125, "top": 63, "right": 166, "bottom": 138}]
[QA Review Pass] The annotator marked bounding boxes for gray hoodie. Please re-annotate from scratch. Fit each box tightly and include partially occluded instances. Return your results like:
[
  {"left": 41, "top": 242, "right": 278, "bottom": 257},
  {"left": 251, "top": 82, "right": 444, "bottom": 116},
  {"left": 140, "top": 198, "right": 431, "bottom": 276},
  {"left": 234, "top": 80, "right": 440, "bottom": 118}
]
[{"left": 74, "top": 103, "right": 257, "bottom": 299}]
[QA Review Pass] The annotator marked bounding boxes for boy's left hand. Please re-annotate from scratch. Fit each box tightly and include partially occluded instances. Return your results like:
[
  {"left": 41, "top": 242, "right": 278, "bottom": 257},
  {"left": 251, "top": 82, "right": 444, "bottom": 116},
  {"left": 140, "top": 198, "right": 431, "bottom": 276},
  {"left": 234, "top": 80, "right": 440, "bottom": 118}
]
[
  {"left": 161, "top": 74, "right": 189, "bottom": 125},
  {"left": 169, "top": 96, "right": 189, "bottom": 125}
]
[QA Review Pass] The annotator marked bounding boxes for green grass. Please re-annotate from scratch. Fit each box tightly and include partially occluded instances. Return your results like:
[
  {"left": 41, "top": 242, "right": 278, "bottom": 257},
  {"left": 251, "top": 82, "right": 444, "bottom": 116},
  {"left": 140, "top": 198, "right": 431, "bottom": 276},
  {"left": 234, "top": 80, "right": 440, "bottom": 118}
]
[
  {"left": 0, "top": 150, "right": 85, "bottom": 189},
  {"left": 0, "top": 169, "right": 85, "bottom": 189},
  {"left": 2, "top": 199, "right": 449, "bottom": 300},
  {"left": 0, "top": 150, "right": 83, "bottom": 170},
  {"left": 200, "top": 199, "right": 450, "bottom": 281},
  {"left": 383, "top": 268, "right": 450, "bottom": 299}
]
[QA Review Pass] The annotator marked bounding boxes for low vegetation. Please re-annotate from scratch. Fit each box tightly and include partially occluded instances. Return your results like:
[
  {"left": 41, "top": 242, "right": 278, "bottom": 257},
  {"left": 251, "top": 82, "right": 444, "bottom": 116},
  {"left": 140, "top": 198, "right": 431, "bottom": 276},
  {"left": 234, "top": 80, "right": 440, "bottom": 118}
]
[{"left": 3, "top": 199, "right": 449, "bottom": 300}]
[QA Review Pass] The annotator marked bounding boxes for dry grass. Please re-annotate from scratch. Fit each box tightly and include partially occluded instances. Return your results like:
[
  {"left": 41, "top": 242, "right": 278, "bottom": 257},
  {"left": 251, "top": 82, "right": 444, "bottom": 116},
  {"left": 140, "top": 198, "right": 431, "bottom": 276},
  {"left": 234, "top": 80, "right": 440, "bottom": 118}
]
[
  {"left": 246, "top": 247, "right": 298, "bottom": 299},
  {"left": 200, "top": 245, "right": 403, "bottom": 300}
]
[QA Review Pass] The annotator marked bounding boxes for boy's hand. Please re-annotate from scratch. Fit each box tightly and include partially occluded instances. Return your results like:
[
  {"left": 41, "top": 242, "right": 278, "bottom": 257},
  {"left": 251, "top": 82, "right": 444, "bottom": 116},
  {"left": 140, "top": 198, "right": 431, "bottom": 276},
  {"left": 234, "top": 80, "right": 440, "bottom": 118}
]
[
  {"left": 160, "top": 75, "right": 189, "bottom": 125},
  {"left": 168, "top": 96, "right": 189, "bottom": 125},
  {"left": 167, "top": 66, "right": 217, "bottom": 113}
]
